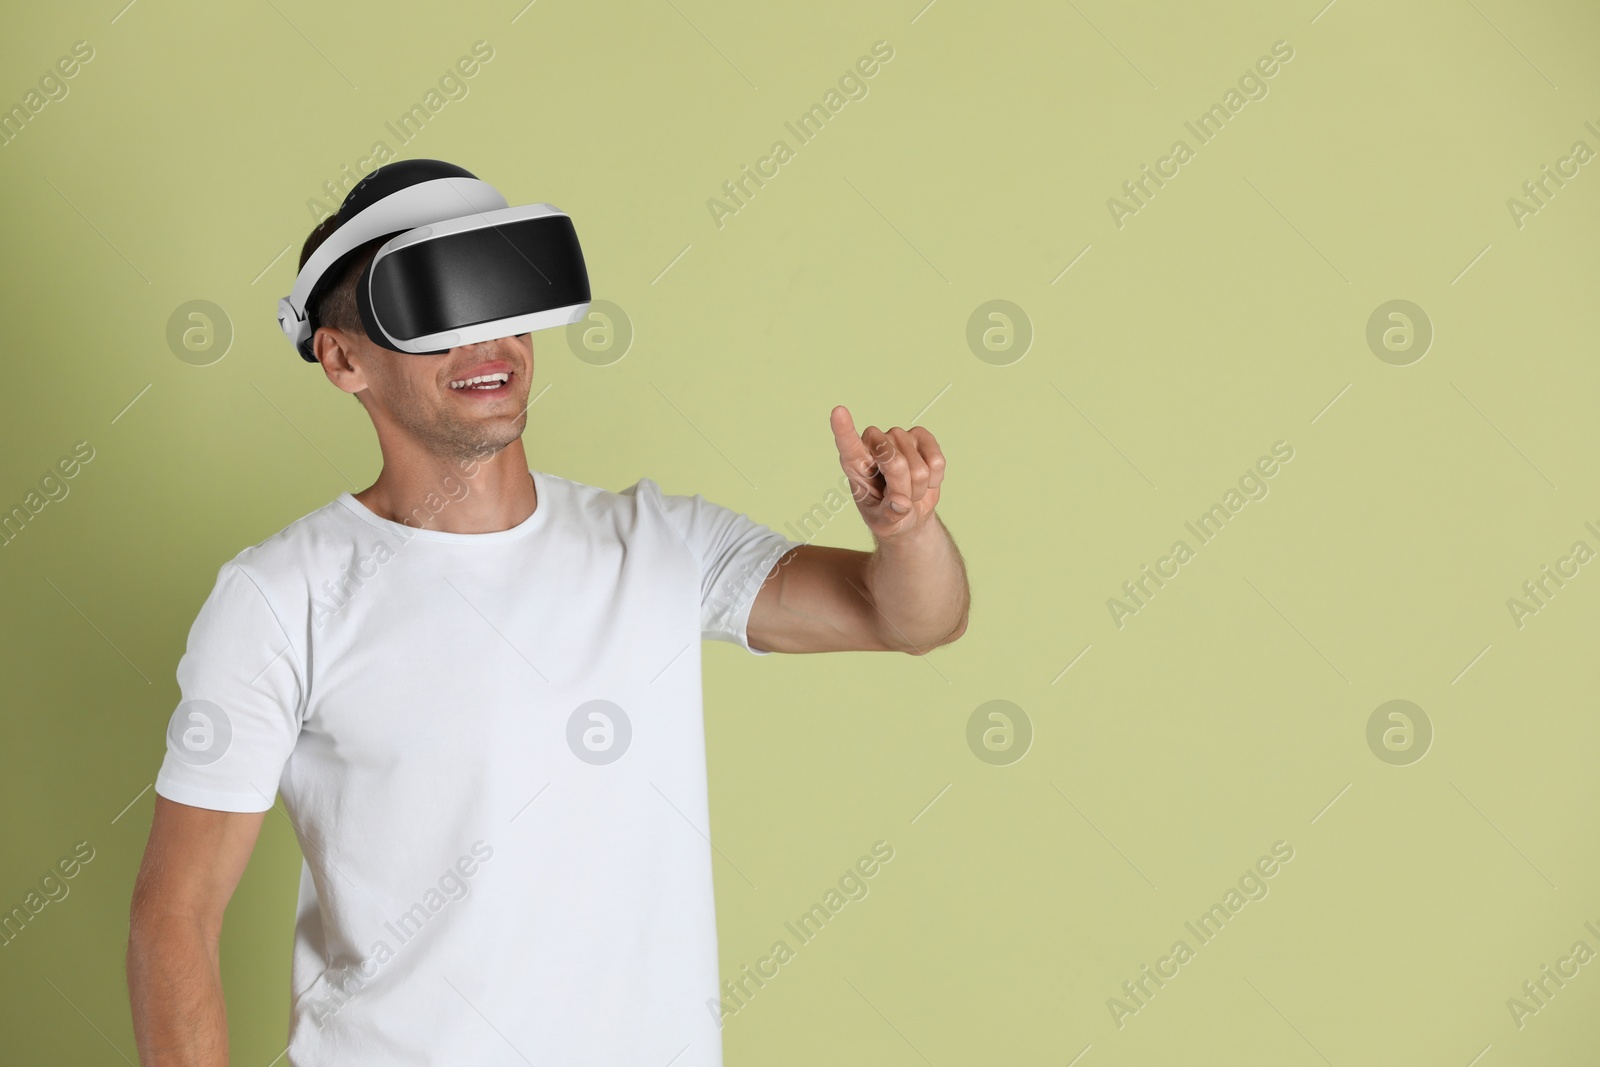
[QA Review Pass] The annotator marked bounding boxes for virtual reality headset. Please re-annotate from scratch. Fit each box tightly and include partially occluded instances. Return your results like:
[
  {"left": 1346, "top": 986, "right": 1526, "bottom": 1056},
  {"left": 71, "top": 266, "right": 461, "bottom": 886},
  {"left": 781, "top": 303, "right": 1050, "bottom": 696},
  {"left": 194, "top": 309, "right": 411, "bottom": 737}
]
[{"left": 277, "top": 163, "right": 591, "bottom": 362}]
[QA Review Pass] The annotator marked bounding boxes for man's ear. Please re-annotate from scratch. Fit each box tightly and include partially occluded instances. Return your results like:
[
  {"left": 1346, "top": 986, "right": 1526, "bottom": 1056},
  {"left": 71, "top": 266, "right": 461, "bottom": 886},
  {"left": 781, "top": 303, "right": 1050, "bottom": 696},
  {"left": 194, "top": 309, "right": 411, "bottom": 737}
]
[{"left": 315, "top": 328, "right": 370, "bottom": 397}]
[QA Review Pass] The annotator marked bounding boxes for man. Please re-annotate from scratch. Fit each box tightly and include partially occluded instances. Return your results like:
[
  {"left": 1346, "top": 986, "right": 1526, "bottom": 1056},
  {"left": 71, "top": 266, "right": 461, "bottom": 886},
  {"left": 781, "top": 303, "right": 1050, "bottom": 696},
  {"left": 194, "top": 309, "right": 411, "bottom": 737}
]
[{"left": 127, "top": 159, "right": 969, "bottom": 1066}]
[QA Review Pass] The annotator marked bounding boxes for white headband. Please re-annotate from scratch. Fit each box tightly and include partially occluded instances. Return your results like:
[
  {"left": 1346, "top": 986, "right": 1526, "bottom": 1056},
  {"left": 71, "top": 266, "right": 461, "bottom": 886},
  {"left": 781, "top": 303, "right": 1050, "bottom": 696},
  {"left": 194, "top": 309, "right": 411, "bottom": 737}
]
[{"left": 276, "top": 176, "right": 509, "bottom": 354}]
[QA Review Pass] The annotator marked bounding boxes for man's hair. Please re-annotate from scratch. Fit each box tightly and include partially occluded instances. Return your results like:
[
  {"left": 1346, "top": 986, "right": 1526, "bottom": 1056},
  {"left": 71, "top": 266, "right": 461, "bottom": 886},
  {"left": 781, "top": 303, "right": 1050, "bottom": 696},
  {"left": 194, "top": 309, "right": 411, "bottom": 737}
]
[{"left": 297, "top": 217, "right": 388, "bottom": 346}]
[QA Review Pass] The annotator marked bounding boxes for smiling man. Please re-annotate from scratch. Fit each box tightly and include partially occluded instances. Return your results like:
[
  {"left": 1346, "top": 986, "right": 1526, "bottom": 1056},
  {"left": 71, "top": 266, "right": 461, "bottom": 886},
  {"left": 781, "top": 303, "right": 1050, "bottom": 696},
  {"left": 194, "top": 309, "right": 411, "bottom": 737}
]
[{"left": 125, "top": 159, "right": 969, "bottom": 1067}]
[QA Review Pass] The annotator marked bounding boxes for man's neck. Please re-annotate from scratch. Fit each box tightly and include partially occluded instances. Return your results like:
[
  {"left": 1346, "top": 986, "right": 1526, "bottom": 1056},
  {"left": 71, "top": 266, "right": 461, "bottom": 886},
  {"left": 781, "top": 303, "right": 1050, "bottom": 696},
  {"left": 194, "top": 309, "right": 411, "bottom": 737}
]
[{"left": 353, "top": 440, "right": 538, "bottom": 534}]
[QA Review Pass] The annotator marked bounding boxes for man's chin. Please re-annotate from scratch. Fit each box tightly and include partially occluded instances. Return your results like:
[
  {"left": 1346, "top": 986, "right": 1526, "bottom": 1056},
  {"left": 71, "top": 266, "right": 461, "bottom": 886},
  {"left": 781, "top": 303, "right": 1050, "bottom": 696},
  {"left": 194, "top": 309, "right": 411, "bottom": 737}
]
[{"left": 447, "top": 417, "right": 524, "bottom": 455}]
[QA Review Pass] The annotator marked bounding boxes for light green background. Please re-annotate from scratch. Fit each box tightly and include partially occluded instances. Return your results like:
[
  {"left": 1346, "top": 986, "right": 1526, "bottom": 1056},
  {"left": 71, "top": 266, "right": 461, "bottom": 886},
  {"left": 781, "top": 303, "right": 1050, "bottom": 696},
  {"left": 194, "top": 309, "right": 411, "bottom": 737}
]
[{"left": 3, "top": 0, "right": 1598, "bottom": 1063}]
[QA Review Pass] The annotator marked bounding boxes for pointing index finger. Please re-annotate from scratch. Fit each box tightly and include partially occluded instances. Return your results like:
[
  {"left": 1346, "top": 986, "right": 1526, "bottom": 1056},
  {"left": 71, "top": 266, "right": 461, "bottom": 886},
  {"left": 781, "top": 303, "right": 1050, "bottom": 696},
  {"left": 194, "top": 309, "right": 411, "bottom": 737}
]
[{"left": 830, "top": 405, "right": 870, "bottom": 463}]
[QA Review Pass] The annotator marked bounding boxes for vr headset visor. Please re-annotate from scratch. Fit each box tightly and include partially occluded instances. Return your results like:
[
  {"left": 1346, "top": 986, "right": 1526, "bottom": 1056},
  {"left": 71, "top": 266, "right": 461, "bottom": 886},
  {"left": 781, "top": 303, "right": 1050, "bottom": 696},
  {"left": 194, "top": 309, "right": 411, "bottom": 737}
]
[{"left": 278, "top": 175, "right": 591, "bottom": 361}]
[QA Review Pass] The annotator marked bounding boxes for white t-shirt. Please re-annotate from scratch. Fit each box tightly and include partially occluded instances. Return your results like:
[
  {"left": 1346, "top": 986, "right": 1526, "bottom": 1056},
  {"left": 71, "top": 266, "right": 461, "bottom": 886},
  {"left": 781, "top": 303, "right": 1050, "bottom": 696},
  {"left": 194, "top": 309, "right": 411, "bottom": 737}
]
[{"left": 153, "top": 468, "right": 803, "bottom": 1067}]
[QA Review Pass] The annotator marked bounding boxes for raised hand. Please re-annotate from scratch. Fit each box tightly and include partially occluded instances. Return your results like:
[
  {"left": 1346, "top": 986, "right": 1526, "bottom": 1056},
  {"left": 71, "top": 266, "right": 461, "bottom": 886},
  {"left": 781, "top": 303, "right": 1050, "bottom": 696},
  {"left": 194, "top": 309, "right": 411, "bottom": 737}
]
[{"left": 829, "top": 405, "right": 946, "bottom": 540}]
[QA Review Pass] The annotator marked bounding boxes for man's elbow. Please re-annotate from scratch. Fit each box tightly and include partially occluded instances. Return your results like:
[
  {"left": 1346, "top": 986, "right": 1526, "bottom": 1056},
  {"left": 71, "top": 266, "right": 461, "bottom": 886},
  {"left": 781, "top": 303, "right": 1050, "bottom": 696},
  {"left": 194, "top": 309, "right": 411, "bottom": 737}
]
[{"left": 900, "top": 610, "right": 968, "bottom": 656}]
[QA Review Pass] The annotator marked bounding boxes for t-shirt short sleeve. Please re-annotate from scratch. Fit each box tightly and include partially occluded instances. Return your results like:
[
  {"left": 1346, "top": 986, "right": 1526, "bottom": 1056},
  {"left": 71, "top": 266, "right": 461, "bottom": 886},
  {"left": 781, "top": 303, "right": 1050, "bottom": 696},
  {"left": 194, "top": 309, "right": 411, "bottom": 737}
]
[
  {"left": 647, "top": 480, "right": 803, "bottom": 655},
  {"left": 154, "top": 560, "right": 306, "bottom": 812}
]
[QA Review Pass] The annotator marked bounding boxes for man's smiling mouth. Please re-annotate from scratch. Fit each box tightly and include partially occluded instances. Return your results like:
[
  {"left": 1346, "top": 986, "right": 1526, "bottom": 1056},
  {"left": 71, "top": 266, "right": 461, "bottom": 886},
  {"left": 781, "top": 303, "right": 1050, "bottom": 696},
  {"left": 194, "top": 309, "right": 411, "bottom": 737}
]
[{"left": 448, "top": 371, "right": 511, "bottom": 392}]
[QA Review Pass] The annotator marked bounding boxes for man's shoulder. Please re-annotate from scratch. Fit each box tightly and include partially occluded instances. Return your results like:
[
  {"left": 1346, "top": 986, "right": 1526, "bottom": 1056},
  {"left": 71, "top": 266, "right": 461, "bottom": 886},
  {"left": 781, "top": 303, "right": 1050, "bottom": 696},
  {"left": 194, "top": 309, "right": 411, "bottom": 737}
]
[
  {"left": 544, "top": 471, "right": 717, "bottom": 549},
  {"left": 546, "top": 469, "right": 667, "bottom": 514},
  {"left": 221, "top": 495, "right": 359, "bottom": 583}
]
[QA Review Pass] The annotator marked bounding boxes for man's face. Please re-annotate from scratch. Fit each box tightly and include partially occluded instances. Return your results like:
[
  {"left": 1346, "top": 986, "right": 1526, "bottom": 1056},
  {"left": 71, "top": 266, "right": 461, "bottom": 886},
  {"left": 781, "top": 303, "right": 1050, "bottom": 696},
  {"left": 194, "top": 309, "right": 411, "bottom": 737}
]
[{"left": 330, "top": 330, "right": 535, "bottom": 462}]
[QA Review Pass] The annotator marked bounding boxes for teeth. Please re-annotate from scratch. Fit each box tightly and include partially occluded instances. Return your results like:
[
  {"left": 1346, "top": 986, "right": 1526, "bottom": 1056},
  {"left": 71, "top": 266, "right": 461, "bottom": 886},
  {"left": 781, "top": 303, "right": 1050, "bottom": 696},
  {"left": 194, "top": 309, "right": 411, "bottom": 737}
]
[{"left": 449, "top": 372, "right": 510, "bottom": 389}]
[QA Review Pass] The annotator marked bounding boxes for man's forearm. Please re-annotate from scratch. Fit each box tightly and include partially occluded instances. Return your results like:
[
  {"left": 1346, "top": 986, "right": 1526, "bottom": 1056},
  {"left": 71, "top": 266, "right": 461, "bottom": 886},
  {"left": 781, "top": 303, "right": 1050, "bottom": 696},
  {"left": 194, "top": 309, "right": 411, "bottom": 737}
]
[
  {"left": 861, "top": 514, "right": 969, "bottom": 653},
  {"left": 128, "top": 915, "right": 229, "bottom": 1066}
]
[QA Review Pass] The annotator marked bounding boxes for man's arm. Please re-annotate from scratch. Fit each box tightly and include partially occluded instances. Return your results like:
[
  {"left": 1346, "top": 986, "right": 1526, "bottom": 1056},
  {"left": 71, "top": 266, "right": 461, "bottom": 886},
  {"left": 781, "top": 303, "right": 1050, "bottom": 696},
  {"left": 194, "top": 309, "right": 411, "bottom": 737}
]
[
  {"left": 128, "top": 796, "right": 267, "bottom": 1066},
  {"left": 746, "top": 407, "right": 970, "bottom": 655}
]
